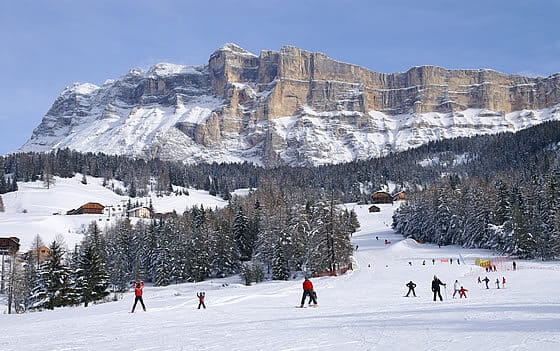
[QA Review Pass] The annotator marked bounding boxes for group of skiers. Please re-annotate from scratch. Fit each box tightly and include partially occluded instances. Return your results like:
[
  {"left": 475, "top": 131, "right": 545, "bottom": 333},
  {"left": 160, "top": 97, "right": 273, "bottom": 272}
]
[
  {"left": 478, "top": 276, "right": 506, "bottom": 289},
  {"left": 129, "top": 279, "right": 206, "bottom": 313}
]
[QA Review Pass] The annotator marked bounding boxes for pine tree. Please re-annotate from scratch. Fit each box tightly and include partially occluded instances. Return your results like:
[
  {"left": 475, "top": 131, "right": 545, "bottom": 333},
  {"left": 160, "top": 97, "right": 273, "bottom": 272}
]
[
  {"left": 77, "top": 222, "right": 110, "bottom": 307},
  {"left": 30, "top": 240, "right": 72, "bottom": 310}
]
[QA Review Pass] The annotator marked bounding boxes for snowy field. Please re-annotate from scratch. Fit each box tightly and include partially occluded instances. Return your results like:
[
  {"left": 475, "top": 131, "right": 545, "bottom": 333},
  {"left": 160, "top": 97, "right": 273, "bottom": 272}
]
[{"left": 1, "top": 181, "right": 560, "bottom": 350}]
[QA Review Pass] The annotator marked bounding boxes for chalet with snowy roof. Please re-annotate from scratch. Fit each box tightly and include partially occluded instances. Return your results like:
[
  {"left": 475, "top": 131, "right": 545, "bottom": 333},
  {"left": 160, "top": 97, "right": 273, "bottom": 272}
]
[
  {"left": 371, "top": 191, "right": 393, "bottom": 204},
  {"left": 0, "top": 237, "right": 20, "bottom": 254},
  {"left": 127, "top": 206, "right": 152, "bottom": 218},
  {"left": 67, "top": 202, "right": 105, "bottom": 215}
]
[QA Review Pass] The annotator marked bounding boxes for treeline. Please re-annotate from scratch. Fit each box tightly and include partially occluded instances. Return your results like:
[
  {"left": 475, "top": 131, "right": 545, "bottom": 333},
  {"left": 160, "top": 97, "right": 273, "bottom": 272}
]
[{"left": 8, "top": 184, "right": 358, "bottom": 312}]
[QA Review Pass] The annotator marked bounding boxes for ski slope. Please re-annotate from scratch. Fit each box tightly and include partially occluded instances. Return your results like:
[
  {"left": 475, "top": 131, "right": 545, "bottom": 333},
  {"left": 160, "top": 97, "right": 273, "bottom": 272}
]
[{"left": 1, "top": 202, "right": 560, "bottom": 351}]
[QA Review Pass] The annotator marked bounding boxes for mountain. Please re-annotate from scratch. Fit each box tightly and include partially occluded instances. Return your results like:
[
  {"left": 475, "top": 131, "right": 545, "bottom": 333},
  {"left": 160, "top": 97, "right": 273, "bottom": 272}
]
[{"left": 20, "top": 43, "right": 560, "bottom": 166}]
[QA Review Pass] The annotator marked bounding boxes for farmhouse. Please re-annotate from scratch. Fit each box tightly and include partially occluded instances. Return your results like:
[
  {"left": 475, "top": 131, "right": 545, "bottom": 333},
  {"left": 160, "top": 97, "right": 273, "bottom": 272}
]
[
  {"left": 0, "top": 237, "right": 20, "bottom": 254},
  {"left": 67, "top": 202, "right": 105, "bottom": 215},
  {"left": 127, "top": 206, "right": 152, "bottom": 218},
  {"left": 371, "top": 191, "right": 393, "bottom": 204}
]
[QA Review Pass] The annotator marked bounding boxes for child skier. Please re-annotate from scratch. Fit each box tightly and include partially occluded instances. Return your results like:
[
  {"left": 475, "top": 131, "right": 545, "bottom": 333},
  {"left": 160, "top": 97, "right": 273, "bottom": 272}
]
[
  {"left": 197, "top": 292, "right": 206, "bottom": 309},
  {"left": 131, "top": 280, "right": 146, "bottom": 313},
  {"left": 459, "top": 286, "right": 468, "bottom": 298},
  {"left": 405, "top": 281, "right": 417, "bottom": 297}
]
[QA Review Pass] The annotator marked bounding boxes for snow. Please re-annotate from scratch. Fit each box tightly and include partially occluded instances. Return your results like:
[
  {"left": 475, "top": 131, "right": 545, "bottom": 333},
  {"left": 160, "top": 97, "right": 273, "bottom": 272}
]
[
  {"left": 1, "top": 193, "right": 559, "bottom": 350},
  {"left": 0, "top": 175, "right": 228, "bottom": 251}
]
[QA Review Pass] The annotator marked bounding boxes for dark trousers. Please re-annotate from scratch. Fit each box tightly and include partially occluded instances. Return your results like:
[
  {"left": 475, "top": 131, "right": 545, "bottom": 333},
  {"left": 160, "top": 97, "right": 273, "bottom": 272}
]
[
  {"left": 406, "top": 287, "right": 416, "bottom": 297},
  {"left": 433, "top": 289, "right": 443, "bottom": 301},
  {"left": 301, "top": 290, "right": 317, "bottom": 306},
  {"left": 132, "top": 296, "right": 146, "bottom": 312},
  {"left": 198, "top": 301, "right": 206, "bottom": 309}
]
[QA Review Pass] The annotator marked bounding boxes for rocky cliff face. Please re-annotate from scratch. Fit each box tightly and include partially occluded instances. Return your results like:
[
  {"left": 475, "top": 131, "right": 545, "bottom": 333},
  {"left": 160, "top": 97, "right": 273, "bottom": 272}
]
[{"left": 20, "top": 44, "right": 560, "bottom": 166}]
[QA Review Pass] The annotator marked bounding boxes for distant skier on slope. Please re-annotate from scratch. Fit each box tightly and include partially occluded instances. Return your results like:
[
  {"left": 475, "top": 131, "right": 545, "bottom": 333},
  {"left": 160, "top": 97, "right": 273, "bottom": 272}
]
[
  {"left": 300, "top": 278, "right": 318, "bottom": 307},
  {"left": 131, "top": 280, "right": 146, "bottom": 313},
  {"left": 431, "top": 275, "right": 446, "bottom": 301},
  {"left": 405, "top": 281, "right": 417, "bottom": 297},
  {"left": 482, "top": 276, "right": 490, "bottom": 289},
  {"left": 452, "top": 279, "right": 460, "bottom": 298},
  {"left": 197, "top": 292, "right": 206, "bottom": 309}
]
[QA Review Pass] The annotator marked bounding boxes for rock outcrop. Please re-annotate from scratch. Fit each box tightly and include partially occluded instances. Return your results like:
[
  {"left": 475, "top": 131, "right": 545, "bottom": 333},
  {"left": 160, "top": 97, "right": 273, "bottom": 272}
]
[{"left": 20, "top": 44, "right": 560, "bottom": 166}]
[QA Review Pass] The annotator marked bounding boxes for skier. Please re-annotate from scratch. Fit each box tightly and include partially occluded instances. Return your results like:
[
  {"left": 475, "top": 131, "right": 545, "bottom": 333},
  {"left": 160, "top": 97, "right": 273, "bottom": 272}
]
[
  {"left": 477, "top": 276, "right": 481, "bottom": 284},
  {"left": 431, "top": 275, "right": 446, "bottom": 301},
  {"left": 308, "top": 290, "right": 318, "bottom": 305},
  {"left": 512, "top": 261, "right": 517, "bottom": 270},
  {"left": 405, "top": 280, "right": 417, "bottom": 297},
  {"left": 452, "top": 279, "right": 460, "bottom": 298},
  {"left": 459, "top": 286, "right": 468, "bottom": 298},
  {"left": 131, "top": 280, "right": 146, "bottom": 313},
  {"left": 300, "top": 278, "right": 317, "bottom": 307},
  {"left": 422, "top": 260, "right": 426, "bottom": 265},
  {"left": 482, "top": 276, "right": 490, "bottom": 289},
  {"left": 495, "top": 278, "right": 500, "bottom": 289},
  {"left": 432, "top": 259, "right": 435, "bottom": 265},
  {"left": 197, "top": 292, "right": 206, "bottom": 309},
  {"left": 450, "top": 258, "right": 453, "bottom": 264},
  {"left": 502, "top": 276, "right": 506, "bottom": 288}
]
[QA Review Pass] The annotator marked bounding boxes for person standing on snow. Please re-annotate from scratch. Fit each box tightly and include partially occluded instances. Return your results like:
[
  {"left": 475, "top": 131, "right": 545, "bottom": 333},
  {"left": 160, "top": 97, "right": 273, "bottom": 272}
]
[
  {"left": 431, "top": 275, "right": 446, "bottom": 301},
  {"left": 197, "top": 292, "right": 206, "bottom": 309},
  {"left": 502, "top": 276, "right": 506, "bottom": 288},
  {"left": 405, "top": 281, "right": 417, "bottom": 297},
  {"left": 131, "top": 280, "right": 146, "bottom": 313},
  {"left": 459, "top": 286, "right": 468, "bottom": 298},
  {"left": 300, "top": 278, "right": 318, "bottom": 307},
  {"left": 495, "top": 278, "right": 500, "bottom": 289},
  {"left": 452, "top": 279, "right": 460, "bottom": 298},
  {"left": 482, "top": 276, "right": 490, "bottom": 289}
]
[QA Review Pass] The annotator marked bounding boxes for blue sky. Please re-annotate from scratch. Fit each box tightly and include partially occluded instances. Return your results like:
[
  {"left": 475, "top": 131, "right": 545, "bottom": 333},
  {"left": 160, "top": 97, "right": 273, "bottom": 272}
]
[{"left": 1, "top": 0, "right": 559, "bottom": 155}]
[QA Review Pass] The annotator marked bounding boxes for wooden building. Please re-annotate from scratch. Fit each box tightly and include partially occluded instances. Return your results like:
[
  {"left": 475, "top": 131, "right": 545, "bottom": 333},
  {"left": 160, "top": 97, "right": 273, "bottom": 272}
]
[
  {"left": 0, "top": 237, "right": 20, "bottom": 254},
  {"left": 393, "top": 191, "right": 407, "bottom": 201},
  {"left": 27, "top": 245, "right": 51, "bottom": 264},
  {"left": 371, "top": 191, "right": 393, "bottom": 204},
  {"left": 368, "top": 205, "right": 380, "bottom": 213},
  {"left": 127, "top": 206, "right": 152, "bottom": 218},
  {"left": 67, "top": 202, "right": 105, "bottom": 215}
]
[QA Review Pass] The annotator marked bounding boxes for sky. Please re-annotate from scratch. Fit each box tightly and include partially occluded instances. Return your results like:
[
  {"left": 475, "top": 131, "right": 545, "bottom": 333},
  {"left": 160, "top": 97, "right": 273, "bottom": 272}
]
[{"left": 1, "top": 0, "right": 559, "bottom": 155}]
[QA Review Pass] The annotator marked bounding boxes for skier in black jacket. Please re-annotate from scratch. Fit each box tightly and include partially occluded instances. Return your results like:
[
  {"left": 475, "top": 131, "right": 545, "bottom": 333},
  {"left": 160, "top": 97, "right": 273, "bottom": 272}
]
[
  {"left": 431, "top": 275, "right": 446, "bottom": 301},
  {"left": 405, "top": 281, "right": 417, "bottom": 297}
]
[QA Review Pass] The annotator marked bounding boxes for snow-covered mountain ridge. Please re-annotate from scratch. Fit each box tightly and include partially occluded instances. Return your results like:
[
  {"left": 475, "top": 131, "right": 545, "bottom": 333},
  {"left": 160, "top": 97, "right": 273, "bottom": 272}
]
[{"left": 20, "top": 44, "right": 560, "bottom": 166}]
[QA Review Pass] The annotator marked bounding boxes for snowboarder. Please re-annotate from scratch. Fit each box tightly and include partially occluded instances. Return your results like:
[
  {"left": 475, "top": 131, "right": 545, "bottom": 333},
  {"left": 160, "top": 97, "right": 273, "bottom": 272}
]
[
  {"left": 300, "top": 278, "right": 317, "bottom": 307},
  {"left": 482, "top": 276, "right": 490, "bottom": 289},
  {"left": 431, "top": 275, "right": 446, "bottom": 301},
  {"left": 197, "top": 292, "right": 206, "bottom": 309},
  {"left": 131, "top": 280, "right": 146, "bottom": 313},
  {"left": 459, "top": 286, "right": 468, "bottom": 298},
  {"left": 452, "top": 279, "right": 460, "bottom": 298},
  {"left": 495, "top": 278, "right": 500, "bottom": 289},
  {"left": 405, "top": 281, "right": 417, "bottom": 297},
  {"left": 512, "top": 261, "right": 516, "bottom": 270}
]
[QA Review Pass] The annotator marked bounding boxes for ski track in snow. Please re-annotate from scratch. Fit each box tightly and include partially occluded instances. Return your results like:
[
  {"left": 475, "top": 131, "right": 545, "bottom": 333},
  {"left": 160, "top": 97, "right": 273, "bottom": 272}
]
[{"left": 1, "top": 202, "right": 560, "bottom": 350}]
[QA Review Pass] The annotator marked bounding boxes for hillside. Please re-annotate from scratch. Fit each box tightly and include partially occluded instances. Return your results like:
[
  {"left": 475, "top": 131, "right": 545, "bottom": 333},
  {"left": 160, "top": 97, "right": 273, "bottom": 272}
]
[
  {"left": 1, "top": 202, "right": 559, "bottom": 350},
  {"left": 0, "top": 174, "right": 229, "bottom": 251}
]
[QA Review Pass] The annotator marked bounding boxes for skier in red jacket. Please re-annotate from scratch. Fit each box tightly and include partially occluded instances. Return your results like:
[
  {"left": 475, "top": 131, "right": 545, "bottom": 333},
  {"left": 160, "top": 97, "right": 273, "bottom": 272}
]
[
  {"left": 459, "top": 286, "right": 468, "bottom": 298},
  {"left": 300, "top": 278, "right": 317, "bottom": 307},
  {"left": 197, "top": 292, "right": 206, "bottom": 309},
  {"left": 131, "top": 280, "right": 146, "bottom": 313}
]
